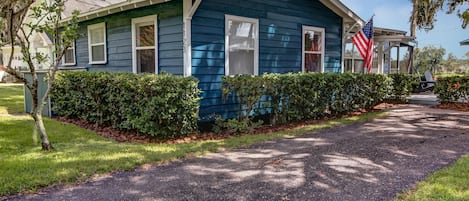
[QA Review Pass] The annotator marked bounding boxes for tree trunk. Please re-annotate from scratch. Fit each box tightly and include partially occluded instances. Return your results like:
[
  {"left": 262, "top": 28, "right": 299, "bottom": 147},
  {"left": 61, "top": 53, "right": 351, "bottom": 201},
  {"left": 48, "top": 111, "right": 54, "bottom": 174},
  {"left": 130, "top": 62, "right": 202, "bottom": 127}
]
[
  {"left": 31, "top": 112, "right": 53, "bottom": 151},
  {"left": 2, "top": 0, "right": 79, "bottom": 152},
  {"left": 410, "top": 0, "right": 419, "bottom": 37},
  {"left": 30, "top": 81, "right": 53, "bottom": 151}
]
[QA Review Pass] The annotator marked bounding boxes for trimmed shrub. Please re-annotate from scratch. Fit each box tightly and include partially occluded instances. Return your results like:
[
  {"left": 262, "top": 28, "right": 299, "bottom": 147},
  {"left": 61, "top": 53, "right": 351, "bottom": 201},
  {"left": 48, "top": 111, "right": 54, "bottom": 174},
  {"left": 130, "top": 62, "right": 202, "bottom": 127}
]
[
  {"left": 434, "top": 75, "right": 469, "bottom": 103},
  {"left": 220, "top": 75, "right": 265, "bottom": 133},
  {"left": 387, "top": 73, "right": 414, "bottom": 102},
  {"left": 222, "top": 72, "right": 392, "bottom": 126},
  {"left": 222, "top": 75, "right": 265, "bottom": 122},
  {"left": 51, "top": 71, "right": 201, "bottom": 139}
]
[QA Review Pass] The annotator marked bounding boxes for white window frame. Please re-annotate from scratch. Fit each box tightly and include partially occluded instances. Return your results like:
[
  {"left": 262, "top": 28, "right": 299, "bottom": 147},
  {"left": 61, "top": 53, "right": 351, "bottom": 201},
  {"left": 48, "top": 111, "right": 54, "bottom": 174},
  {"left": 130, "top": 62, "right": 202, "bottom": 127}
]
[
  {"left": 62, "top": 40, "right": 76, "bottom": 66},
  {"left": 302, "top": 25, "right": 325, "bottom": 73},
  {"left": 87, "top": 22, "right": 107, "bottom": 64},
  {"left": 224, "top": 14, "right": 259, "bottom": 76},
  {"left": 131, "top": 15, "right": 158, "bottom": 74}
]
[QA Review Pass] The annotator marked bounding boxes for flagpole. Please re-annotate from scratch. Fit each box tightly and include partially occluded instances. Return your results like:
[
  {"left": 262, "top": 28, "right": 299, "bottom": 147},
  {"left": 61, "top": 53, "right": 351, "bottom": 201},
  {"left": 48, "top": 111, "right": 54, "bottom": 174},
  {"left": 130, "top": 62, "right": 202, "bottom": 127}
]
[
  {"left": 367, "top": 14, "right": 374, "bottom": 74},
  {"left": 369, "top": 14, "right": 374, "bottom": 74}
]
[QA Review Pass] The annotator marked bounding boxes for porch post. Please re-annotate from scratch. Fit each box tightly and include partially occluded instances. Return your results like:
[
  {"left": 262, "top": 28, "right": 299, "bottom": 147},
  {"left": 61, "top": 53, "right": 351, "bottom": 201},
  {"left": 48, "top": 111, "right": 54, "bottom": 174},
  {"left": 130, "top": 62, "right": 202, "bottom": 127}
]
[
  {"left": 341, "top": 22, "right": 346, "bottom": 73},
  {"left": 183, "top": 0, "right": 192, "bottom": 77},
  {"left": 397, "top": 46, "right": 400, "bottom": 73},
  {"left": 377, "top": 42, "right": 383, "bottom": 74},
  {"left": 351, "top": 43, "right": 355, "bottom": 73}
]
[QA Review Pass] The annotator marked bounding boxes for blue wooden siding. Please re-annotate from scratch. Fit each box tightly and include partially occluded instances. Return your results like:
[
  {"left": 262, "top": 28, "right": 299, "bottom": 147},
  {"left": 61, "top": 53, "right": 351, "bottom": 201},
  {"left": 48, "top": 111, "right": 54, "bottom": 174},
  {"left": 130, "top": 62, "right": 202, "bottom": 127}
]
[
  {"left": 69, "top": 0, "right": 184, "bottom": 75},
  {"left": 192, "top": 0, "right": 343, "bottom": 119}
]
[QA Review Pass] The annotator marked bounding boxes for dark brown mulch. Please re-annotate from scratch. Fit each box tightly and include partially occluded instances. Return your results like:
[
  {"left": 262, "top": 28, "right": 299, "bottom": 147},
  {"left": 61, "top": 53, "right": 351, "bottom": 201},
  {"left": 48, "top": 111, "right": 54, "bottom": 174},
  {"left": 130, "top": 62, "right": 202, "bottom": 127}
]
[
  {"left": 56, "top": 117, "right": 232, "bottom": 144},
  {"left": 432, "top": 102, "right": 469, "bottom": 112},
  {"left": 55, "top": 103, "right": 400, "bottom": 145}
]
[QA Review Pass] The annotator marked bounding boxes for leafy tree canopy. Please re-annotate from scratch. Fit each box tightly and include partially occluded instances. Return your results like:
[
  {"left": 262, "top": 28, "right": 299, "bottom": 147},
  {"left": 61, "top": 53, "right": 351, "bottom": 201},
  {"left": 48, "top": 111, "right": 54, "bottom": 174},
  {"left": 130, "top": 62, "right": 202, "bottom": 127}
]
[
  {"left": 410, "top": 0, "right": 468, "bottom": 36},
  {"left": 413, "top": 45, "right": 446, "bottom": 72}
]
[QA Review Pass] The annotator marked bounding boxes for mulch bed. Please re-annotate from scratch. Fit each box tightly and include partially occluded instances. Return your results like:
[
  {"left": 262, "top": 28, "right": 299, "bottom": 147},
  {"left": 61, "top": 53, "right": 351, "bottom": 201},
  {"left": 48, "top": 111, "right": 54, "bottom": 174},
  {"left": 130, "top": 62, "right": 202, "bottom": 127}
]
[
  {"left": 56, "top": 117, "right": 227, "bottom": 144},
  {"left": 432, "top": 102, "right": 469, "bottom": 112},
  {"left": 55, "top": 103, "right": 401, "bottom": 145}
]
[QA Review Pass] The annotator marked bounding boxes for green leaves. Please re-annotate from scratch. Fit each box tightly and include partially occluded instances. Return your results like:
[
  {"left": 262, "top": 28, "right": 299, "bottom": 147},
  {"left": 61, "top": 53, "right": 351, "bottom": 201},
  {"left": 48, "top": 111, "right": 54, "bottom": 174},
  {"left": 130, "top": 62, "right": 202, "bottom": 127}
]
[
  {"left": 222, "top": 72, "right": 393, "bottom": 126},
  {"left": 51, "top": 71, "right": 201, "bottom": 139},
  {"left": 20, "top": 0, "right": 80, "bottom": 66},
  {"left": 222, "top": 75, "right": 264, "bottom": 122},
  {"left": 388, "top": 73, "right": 416, "bottom": 102},
  {"left": 414, "top": 46, "right": 446, "bottom": 73},
  {"left": 434, "top": 75, "right": 469, "bottom": 103}
]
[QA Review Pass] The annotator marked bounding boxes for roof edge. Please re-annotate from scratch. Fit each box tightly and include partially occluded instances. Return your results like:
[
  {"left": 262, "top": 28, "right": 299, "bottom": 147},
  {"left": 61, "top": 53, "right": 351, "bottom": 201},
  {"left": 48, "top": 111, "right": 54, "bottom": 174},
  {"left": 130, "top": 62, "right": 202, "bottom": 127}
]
[
  {"left": 374, "top": 26, "right": 408, "bottom": 35},
  {"left": 61, "top": 0, "right": 172, "bottom": 23},
  {"left": 319, "top": 0, "right": 364, "bottom": 26}
]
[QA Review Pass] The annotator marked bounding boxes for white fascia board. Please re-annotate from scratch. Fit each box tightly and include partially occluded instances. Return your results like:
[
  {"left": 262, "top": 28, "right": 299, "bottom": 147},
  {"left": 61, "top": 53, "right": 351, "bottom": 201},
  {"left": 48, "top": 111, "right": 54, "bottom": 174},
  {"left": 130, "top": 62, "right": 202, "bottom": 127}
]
[
  {"left": 61, "top": 0, "right": 173, "bottom": 23},
  {"left": 319, "top": 0, "right": 364, "bottom": 26},
  {"left": 183, "top": 0, "right": 202, "bottom": 77}
]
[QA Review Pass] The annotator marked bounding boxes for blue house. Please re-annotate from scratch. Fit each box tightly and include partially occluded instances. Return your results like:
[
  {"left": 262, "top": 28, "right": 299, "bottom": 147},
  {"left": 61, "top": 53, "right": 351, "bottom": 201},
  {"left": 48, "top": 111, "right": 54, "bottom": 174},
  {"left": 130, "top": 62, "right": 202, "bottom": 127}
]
[{"left": 61, "top": 0, "right": 368, "bottom": 118}]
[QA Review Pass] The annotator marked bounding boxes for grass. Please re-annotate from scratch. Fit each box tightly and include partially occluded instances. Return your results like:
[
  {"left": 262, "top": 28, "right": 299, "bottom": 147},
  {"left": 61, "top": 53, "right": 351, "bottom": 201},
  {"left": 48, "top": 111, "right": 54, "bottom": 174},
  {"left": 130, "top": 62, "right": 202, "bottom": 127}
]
[
  {"left": 434, "top": 73, "right": 469, "bottom": 78},
  {"left": 0, "top": 85, "right": 24, "bottom": 114},
  {"left": 396, "top": 155, "right": 469, "bottom": 201},
  {"left": 0, "top": 85, "right": 385, "bottom": 197}
]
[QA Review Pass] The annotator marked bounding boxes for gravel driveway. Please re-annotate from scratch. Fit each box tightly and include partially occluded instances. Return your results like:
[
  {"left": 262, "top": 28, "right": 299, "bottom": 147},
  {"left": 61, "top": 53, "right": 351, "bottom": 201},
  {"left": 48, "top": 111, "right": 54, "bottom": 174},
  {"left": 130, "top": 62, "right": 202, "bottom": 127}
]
[{"left": 5, "top": 105, "right": 469, "bottom": 201}]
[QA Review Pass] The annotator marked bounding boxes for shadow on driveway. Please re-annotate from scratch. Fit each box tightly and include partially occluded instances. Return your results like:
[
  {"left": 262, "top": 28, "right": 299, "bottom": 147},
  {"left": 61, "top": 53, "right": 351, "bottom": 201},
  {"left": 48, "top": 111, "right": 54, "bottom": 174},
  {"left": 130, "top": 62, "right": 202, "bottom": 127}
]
[{"left": 6, "top": 105, "right": 469, "bottom": 201}]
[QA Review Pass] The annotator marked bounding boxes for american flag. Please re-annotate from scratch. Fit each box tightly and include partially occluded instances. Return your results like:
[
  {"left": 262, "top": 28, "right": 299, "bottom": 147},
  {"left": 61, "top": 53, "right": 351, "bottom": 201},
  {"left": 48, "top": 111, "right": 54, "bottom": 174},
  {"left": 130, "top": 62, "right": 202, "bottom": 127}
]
[{"left": 352, "top": 18, "right": 374, "bottom": 73}]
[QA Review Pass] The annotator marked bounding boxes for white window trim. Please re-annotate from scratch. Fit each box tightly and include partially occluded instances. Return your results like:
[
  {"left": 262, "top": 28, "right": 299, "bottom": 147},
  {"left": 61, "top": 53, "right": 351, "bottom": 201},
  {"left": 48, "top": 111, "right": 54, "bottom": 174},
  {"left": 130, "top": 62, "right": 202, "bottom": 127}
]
[
  {"left": 302, "top": 25, "right": 325, "bottom": 73},
  {"left": 87, "top": 22, "right": 107, "bottom": 64},
  {"left": 224, "top": 14, "right": 259, "bottom": 76},
  {"left": 62, "top": 40, "right": 76, "bottom": 66},
  {"left": 131, "top": 15, "right": 158, "bottom": 74}
]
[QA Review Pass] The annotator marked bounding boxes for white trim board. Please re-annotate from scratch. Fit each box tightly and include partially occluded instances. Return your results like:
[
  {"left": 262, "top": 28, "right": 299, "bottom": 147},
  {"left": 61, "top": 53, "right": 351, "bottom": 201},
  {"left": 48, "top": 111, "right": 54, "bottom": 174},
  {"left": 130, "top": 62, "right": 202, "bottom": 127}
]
[{"left": 183, "top": 0, "right": 203, "bottom": 77}]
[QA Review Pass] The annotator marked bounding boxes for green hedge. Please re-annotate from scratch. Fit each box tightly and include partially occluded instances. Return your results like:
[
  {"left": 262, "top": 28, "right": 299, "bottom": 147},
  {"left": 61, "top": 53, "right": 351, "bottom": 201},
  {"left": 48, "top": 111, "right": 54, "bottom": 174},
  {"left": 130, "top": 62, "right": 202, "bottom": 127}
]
[
  {"left": 51, "top": 71, "right": 201, "bottom": 139},
  {"left": 434, "top": 75, "right": 469, "bottom": 103},
  {"left": 223, "top": 73, "right": 393, "bottom": 125},
  {"left": 388, "top": 73, "right": 415, "bottom": 102}
]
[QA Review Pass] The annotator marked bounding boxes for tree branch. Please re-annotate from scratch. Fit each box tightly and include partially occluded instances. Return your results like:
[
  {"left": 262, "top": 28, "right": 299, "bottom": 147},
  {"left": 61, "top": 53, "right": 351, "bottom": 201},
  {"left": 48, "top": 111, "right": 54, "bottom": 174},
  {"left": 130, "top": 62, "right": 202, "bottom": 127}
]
[{"left": 19, "top": 26, "right": 35, "bottom": 72}]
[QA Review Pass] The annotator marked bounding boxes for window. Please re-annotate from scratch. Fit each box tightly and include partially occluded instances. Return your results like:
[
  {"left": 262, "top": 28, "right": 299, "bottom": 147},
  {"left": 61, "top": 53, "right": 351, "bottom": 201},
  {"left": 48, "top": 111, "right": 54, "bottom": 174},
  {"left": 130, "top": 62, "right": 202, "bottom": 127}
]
[
  {"left": 62, "top": 40, "right": 75, "bottom": 65},
  {"left": 87, "top": 22, "right": 107, "bottom": 64},
  {"left": 302, "top": 26, "right": 325, "bottom": 72},
  {"left": 225, "top": 15, "right": 259, "bottom": 75},
  {"left": 132, "top": 15, "right": 157, "bottom": 73}
]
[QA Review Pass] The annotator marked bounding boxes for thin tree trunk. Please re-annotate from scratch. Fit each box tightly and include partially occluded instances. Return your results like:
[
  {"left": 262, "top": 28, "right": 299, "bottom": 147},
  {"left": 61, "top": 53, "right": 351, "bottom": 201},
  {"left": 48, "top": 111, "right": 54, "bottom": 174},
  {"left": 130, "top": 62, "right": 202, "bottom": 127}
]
[
  {"left": 30, "top": 84, "right": 53, "bottom": 151},
  {"left": 410, "top": 0, "right": 419, "bottom": 37},
  {"left": 31, "top": 112, "right": 53, "bottom": 150},
  {"left": 2, "top": 0, "right": 77, "bottom": 151}
]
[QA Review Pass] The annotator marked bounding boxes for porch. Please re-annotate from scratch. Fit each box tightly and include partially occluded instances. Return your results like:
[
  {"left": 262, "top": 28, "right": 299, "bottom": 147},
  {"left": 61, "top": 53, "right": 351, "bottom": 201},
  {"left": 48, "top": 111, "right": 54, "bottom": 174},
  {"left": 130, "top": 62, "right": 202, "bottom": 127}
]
[{"left": 342, "top": 25, "right": 415, "bottom": 74}]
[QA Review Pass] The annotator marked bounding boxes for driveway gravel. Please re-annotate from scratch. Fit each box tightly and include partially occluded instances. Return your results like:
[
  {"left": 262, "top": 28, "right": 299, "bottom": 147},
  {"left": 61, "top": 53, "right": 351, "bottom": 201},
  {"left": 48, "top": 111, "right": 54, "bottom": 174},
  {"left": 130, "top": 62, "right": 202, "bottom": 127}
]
[{"left": 5, "top": 105, "right": 469, "bottom": 201}]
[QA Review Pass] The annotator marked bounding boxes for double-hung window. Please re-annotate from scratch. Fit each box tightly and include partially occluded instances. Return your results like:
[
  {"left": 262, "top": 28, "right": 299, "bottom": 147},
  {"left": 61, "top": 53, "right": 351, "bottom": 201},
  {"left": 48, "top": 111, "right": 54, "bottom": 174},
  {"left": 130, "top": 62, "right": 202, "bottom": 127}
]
[
  {"left": 132, "top": 15, "right": 157, "bottom": 73},
  {"left": 302, "top": 26, "right": 325, "bottom": 72},
  {"left": 225, "top": 15, "right": 259, "bottom": 75},
  {"left": 88, "top": 22, "right": 107, "bottom": 64},
  {"left": 62, "top": 40, "right": 76, "bottom": 65}
]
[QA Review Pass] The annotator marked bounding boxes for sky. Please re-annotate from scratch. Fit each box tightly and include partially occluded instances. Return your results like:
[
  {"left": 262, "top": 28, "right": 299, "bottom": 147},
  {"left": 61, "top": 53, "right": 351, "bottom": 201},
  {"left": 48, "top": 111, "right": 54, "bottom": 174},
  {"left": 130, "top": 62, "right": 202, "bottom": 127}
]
[{"left": 341, "top": 0, "right": 468, "bottom": 59}]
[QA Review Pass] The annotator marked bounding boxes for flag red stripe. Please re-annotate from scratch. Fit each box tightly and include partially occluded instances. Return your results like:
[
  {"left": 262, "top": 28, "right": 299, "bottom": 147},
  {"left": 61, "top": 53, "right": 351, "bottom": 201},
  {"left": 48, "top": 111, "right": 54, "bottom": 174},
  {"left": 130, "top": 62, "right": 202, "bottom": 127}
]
[
  {"left": 352, "top": 35, "right": 367, "bottom": 59},
  {"left": 351, "top": 18, "right": 374, "bottom": 73},
  {"left": 352, "top": 31, "right": 369, "bottom": 60},
  {"left": 364, "top": 40, "right": 374, "bottom": 72}
]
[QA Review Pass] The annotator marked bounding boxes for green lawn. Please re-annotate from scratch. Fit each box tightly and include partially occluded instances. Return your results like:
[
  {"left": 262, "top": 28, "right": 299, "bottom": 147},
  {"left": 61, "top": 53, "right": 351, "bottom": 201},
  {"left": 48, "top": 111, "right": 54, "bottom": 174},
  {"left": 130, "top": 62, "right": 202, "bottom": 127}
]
[
  {"left": 0, "top": 85, "right": 24, "bottom": 114},
  {"left": 0, "top": 85, "right": 384, "bottom": 197},
  {"left": 396, "top": 155, "right": 469, "bottom": 201}
]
